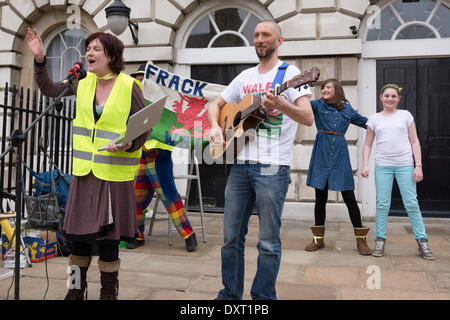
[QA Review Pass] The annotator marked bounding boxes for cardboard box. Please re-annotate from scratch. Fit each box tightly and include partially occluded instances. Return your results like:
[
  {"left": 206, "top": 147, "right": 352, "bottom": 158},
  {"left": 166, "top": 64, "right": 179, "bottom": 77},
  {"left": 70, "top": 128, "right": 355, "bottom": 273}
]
[
  {"left": 23, "top": 236, "right": 58, "bottom": 263},
  {"left": 1, "top": 233, "right": 58, "bottom": 263}
]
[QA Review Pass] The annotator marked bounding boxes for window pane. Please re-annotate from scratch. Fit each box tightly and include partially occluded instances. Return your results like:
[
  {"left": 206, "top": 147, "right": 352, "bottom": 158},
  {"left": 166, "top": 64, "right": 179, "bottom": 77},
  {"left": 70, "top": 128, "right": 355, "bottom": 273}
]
[
  {"left": 430, "top": 4, "right": 450, "bottom": 38},
  {"left": 396, "top": 24, "right": 436, "bottom": 39},
  {"left": 62, "top": 29, "right": 87, "bottom": 48},
  {"left": 46, "top": 35, "right": 65, "bottom": 58},
  {"left": 367, "top": 5, "right": 402, "bottom": 41},
  {"left": 392, "top": 0, "right": 437, "bottom": 23},
  {"left": 47, "top": 57, "right": 61, "bottom": 81},
  {"left": 211, "top": 34, "right": 245, "bottom": 47},
  {"left": 186, "top": 15, "right": 216, "bottom": 48},
  {"left": 213, "top": 8, "right": 247, "bottom": 31},
  {"left": 242, "top": 14, "right": 261, "bottom": 46}
]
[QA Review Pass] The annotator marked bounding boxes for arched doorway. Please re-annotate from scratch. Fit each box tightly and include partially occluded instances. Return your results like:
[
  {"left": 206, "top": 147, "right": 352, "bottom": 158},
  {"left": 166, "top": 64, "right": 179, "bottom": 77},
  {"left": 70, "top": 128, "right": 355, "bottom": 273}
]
[
  {"left": 359, "top": 0, "right": 450, "bottom": 218},
  {"left": 174, "top": 1, "right": 271, "bottom": 212}
]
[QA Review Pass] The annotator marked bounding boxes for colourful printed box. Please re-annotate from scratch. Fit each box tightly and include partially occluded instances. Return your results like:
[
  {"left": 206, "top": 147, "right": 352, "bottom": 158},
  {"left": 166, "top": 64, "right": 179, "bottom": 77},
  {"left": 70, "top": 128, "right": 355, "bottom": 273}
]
[
  {"left": 2, "top": 234, "right": 59, "bottom": 262},
  {"left": 23, "top": 236, "right": 58, "bottom": 263}
]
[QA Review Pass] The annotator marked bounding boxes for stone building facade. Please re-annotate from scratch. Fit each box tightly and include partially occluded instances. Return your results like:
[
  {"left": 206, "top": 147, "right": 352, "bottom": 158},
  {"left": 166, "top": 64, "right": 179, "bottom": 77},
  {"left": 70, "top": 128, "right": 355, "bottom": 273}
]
[{"left": 1, "top": 0, "right": 449, "bottom": 221}]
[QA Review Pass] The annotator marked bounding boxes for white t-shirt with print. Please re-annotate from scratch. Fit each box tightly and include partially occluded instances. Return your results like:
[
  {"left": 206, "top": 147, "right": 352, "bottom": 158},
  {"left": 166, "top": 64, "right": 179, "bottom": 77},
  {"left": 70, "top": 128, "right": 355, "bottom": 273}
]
[
  {"left": 221, "top": 60, "right": 312, "bottom": 166},
  {"left": 366, "top": 109, "right": 414, "bottom": 166}
]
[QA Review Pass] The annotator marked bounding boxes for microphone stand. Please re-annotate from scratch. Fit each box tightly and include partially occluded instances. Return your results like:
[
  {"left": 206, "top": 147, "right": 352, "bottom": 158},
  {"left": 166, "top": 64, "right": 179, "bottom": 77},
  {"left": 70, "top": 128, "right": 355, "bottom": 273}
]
[{"left": 0, "top": 83, "right": 72, "bottom": 300}]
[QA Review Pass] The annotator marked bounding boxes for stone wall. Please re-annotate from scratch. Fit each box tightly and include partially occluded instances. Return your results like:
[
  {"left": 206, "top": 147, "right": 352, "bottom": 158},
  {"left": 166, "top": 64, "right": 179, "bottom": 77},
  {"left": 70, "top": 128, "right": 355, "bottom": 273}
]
[{"left": 0, "top": 0, "right": 374, "bottom": 221}]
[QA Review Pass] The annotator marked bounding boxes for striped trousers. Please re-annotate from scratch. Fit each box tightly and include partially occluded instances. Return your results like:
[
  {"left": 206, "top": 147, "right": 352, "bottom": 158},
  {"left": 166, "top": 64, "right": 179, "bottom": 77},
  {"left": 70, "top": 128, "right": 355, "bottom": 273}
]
[{"left": 134, "top": 148, "right": 194, "bottom": 241}]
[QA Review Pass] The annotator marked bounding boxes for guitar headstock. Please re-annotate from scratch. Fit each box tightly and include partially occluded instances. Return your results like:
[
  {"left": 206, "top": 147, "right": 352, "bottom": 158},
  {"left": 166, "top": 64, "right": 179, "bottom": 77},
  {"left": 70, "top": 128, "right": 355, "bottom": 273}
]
[{"left": 288, "top": 67, "right": 320, "bottom": 90}]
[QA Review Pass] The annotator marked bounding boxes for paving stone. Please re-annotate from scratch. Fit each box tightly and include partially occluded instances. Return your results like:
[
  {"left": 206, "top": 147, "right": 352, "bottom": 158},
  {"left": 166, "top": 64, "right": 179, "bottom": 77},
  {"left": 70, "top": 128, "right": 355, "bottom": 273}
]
[
  {"left": 281, "top": 249, "right": 321, "bottom": 265},
  {"left": 148, "top": 289, "right": 215, "bottom": 300},
  {"left": 118, "top": 269, "right": 192, "bottom": 291},
  {"left": 426, "top": 273, "right": 450, "bottom": 293},
  {"left": 316, "top": 251, "right": 395, "bottom": 270},
  {"left": 339, "top": 286, "right": 450, "bottom": 300},
  {"left": 0, "top": 277, "right": 67, "bottom": 300},
  {"left": 390, "top": 255, "right": 450, "bottom": 273},
  {"left": 276, "top": 283, "right": 337, "bottom": 300},
  {"left": 373, "top": 269, "right": 434, "bottom": 292},
  {"left": 300, "top": 265, "right": 361, "bottom": 287}
]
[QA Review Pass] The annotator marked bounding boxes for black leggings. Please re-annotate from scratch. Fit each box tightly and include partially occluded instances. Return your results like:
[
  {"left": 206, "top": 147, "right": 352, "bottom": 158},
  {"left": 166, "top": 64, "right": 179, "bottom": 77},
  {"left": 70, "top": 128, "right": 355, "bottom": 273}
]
[
  {"left": 314, "top": 182, "right": 362, "bottom": 228},
  {"left": 71, "top": 240, "right": 119, "bottom": 262}
]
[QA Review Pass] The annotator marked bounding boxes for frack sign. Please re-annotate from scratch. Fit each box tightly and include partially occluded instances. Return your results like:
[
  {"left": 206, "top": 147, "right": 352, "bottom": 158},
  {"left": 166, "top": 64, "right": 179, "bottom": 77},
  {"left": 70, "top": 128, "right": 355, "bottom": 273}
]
[
  {"left": 146, "top": 64, "right": 208, "bottom": 97},
  {"left": 142, "top": 62, "right": 225, "bottom": 149}
]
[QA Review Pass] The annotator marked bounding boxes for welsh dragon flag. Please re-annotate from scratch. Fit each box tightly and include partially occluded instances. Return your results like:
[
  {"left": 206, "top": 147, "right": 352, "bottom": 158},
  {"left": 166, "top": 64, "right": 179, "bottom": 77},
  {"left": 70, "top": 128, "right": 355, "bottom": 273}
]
[{"left": 142, "top": 62, "right": 225, "bottom": 149}]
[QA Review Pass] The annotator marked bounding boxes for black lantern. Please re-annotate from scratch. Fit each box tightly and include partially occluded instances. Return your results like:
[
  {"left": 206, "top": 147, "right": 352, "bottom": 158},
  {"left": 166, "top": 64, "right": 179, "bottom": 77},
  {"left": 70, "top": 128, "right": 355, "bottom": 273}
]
[{"left": 105, "top": 0, "right": 139, "bottom": 45}]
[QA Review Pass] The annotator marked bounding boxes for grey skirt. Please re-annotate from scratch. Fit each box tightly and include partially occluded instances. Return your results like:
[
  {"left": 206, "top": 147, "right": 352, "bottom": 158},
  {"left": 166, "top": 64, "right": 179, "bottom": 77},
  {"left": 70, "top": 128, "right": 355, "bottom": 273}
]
[{"left": 63, "top": 172, "right": 138, "bottom": 242}]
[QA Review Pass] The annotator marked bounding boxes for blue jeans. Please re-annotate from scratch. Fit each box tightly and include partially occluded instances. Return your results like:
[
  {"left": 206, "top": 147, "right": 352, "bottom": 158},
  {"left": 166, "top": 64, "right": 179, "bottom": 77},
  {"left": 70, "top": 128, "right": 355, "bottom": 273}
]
[
  {"left": 217, "top": 163, "right": 290, "bottom": 300},
  {"left": 374, "top": 165, "right": 427, "bottom": 240}
]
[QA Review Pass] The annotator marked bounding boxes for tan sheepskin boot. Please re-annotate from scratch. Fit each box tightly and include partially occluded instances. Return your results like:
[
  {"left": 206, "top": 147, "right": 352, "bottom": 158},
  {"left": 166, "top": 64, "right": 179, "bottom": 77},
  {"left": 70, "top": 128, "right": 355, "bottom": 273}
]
[
  {"left": 304, "top": 226, "right": 325, "bottom": 251},
  {"left": 354, "top": 226, "right": 372, "bottom": 256}
]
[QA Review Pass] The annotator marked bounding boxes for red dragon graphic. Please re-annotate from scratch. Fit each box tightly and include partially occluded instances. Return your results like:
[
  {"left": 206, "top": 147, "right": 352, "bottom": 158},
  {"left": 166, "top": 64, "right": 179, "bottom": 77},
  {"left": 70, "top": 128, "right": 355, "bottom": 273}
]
[{"left": 170, "top": 93, "right": 210, "bottom": 138}]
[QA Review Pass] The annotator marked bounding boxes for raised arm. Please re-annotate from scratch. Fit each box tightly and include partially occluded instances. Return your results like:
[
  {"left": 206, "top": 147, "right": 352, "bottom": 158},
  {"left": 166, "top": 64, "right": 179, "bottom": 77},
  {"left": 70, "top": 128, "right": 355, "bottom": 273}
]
[
  {"left": 361, "top": 126, "right": 375, "bottom": 178},
  {"left": 26, "top": 27, "right": 45, "bottom": 62},
  {"left": 27, "top": 27, "right": 75, "bottom": 97}
]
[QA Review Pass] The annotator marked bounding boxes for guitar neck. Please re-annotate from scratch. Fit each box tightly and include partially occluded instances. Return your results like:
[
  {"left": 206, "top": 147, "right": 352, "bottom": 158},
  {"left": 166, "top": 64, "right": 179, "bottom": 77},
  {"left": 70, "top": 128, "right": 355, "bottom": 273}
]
[{"left": 274, "top": 80, "right": 290, "bottom": 96}]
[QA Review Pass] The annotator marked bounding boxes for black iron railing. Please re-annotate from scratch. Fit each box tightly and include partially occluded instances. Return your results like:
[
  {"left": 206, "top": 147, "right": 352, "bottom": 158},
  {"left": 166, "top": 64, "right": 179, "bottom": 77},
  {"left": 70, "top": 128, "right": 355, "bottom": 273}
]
[{"left": 0, "top": 83, "right": 75, "bottom": 211}]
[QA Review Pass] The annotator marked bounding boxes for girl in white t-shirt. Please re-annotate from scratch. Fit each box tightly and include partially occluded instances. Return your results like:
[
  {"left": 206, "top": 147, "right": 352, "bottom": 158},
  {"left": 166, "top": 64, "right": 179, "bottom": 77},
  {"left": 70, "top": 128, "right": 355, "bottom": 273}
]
[{"left": 361, "top": 84, "right": 434, "bottom": 260}]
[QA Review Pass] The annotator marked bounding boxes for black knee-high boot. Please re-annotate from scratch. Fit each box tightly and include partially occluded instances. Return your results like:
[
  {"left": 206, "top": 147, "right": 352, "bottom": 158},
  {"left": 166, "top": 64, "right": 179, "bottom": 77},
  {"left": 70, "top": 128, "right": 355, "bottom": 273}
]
[{"left": 98, "top": 258, "right": 120, "bottom": 300}]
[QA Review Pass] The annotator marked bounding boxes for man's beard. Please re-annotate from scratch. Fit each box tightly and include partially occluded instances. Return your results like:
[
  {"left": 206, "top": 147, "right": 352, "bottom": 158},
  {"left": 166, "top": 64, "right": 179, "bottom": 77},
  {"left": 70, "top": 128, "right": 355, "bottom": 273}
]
[{"left": 255, "top": 46, "right": 275, "bottom": 60}]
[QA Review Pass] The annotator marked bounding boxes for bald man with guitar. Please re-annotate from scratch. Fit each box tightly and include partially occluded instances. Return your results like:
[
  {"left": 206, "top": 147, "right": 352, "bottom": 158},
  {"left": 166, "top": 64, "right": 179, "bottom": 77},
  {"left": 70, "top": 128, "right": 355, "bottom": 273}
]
[{"left": 208, "top": 20, "right": 318, "bottom": 300}]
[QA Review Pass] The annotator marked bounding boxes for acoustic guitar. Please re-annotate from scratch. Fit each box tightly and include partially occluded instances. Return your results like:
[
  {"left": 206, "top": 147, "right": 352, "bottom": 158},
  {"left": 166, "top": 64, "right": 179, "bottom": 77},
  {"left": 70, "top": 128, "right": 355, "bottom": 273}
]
[{"left": 209, "top": 66, "right": 320, "bottom": 162}]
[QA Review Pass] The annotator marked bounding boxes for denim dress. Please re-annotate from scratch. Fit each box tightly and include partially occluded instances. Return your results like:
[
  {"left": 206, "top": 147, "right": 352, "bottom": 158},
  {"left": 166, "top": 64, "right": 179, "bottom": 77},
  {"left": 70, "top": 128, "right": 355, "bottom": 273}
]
[{"left": 306, "top": 99, "right": 368, "bottom": 191}]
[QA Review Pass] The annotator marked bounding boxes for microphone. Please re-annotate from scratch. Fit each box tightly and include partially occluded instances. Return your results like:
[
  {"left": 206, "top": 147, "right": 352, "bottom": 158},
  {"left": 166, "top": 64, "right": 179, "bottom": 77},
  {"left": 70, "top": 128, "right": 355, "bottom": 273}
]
[
  {"left": 62, "top": 62, "right": 87, "bottom": 85},
  {"left": 72, "top": 61, "right": 83, "bottom": 72}
]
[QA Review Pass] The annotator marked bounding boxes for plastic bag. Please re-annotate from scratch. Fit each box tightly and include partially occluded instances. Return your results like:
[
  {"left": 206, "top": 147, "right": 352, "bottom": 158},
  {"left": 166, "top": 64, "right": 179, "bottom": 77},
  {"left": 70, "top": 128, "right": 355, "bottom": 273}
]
[{"left": 30, "top": 170, "right": 71, "bottom": 209}]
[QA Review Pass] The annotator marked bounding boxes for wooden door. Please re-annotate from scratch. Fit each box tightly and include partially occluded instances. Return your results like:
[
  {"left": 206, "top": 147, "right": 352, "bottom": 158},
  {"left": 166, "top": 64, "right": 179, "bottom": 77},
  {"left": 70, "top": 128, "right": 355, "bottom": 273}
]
[{"left": 416, "top": 58, "right": 450, "bottom": 216}]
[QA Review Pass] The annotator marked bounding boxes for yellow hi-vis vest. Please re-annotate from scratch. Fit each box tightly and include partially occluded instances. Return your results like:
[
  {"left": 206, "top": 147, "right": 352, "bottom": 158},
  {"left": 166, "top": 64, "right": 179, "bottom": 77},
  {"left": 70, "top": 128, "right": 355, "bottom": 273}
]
[{"left": 72, "top": 72, "right": 142, "bottom": 182}]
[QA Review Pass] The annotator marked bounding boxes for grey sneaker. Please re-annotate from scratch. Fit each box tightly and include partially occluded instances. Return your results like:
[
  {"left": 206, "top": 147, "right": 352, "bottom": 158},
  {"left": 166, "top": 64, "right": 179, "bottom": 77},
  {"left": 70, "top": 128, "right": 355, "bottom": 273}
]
[
  {"left": 372, "top": 237, "right": 385, "bottom": 257},
  {"left": 417, "top": 238, "right": 435, "bottom": 260}
]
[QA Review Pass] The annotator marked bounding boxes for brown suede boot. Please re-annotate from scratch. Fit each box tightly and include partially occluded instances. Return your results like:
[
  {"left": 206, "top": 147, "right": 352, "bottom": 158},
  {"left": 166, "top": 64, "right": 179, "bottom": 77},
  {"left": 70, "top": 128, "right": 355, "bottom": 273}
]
[
  {"left": 304, "top": 226, "right": 325, "bottom": 251},
  {"left": 64, "top": 255, "right": 91, "bottom": 300},
  {"left": 354, "top": 226, "right": 372, "bottom": 256},
  {"left": 98, "top": 259, "right": 120, "bottom": 300}
]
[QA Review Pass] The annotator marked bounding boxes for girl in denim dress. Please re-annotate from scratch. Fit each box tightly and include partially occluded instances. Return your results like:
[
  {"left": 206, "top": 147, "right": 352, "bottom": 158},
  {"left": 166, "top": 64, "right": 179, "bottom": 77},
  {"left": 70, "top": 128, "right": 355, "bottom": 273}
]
[{"left": 305, "top": 79, "right": 371, "bottom": 255}]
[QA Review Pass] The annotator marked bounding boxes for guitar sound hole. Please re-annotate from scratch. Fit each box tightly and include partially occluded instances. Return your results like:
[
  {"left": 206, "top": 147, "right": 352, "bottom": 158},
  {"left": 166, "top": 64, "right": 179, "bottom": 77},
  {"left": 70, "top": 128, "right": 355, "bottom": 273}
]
[{"left": 233, "top": 112, "right": 242, "bottom": 128}]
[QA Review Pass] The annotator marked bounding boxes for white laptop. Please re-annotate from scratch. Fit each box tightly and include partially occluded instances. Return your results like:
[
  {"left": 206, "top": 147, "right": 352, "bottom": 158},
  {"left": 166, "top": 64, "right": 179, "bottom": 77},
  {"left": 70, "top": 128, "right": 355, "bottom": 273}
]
[{"left": 97, "top": 95, "right": 167, "bottom": 151}]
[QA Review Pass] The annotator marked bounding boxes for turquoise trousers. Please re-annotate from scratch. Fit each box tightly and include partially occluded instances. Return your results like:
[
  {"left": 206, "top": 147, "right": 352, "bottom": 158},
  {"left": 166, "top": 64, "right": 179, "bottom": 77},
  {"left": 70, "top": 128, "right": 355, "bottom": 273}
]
[{"left": 374, "top": 165, "right": 427, "bottom": 240}]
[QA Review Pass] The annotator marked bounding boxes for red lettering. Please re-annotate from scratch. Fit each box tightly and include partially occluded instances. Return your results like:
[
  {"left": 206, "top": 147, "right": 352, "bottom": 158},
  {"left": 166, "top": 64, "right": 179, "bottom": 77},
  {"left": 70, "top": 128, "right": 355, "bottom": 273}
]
[{"left": 243, "top": 84, "right": 252, "bottom": 94}]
